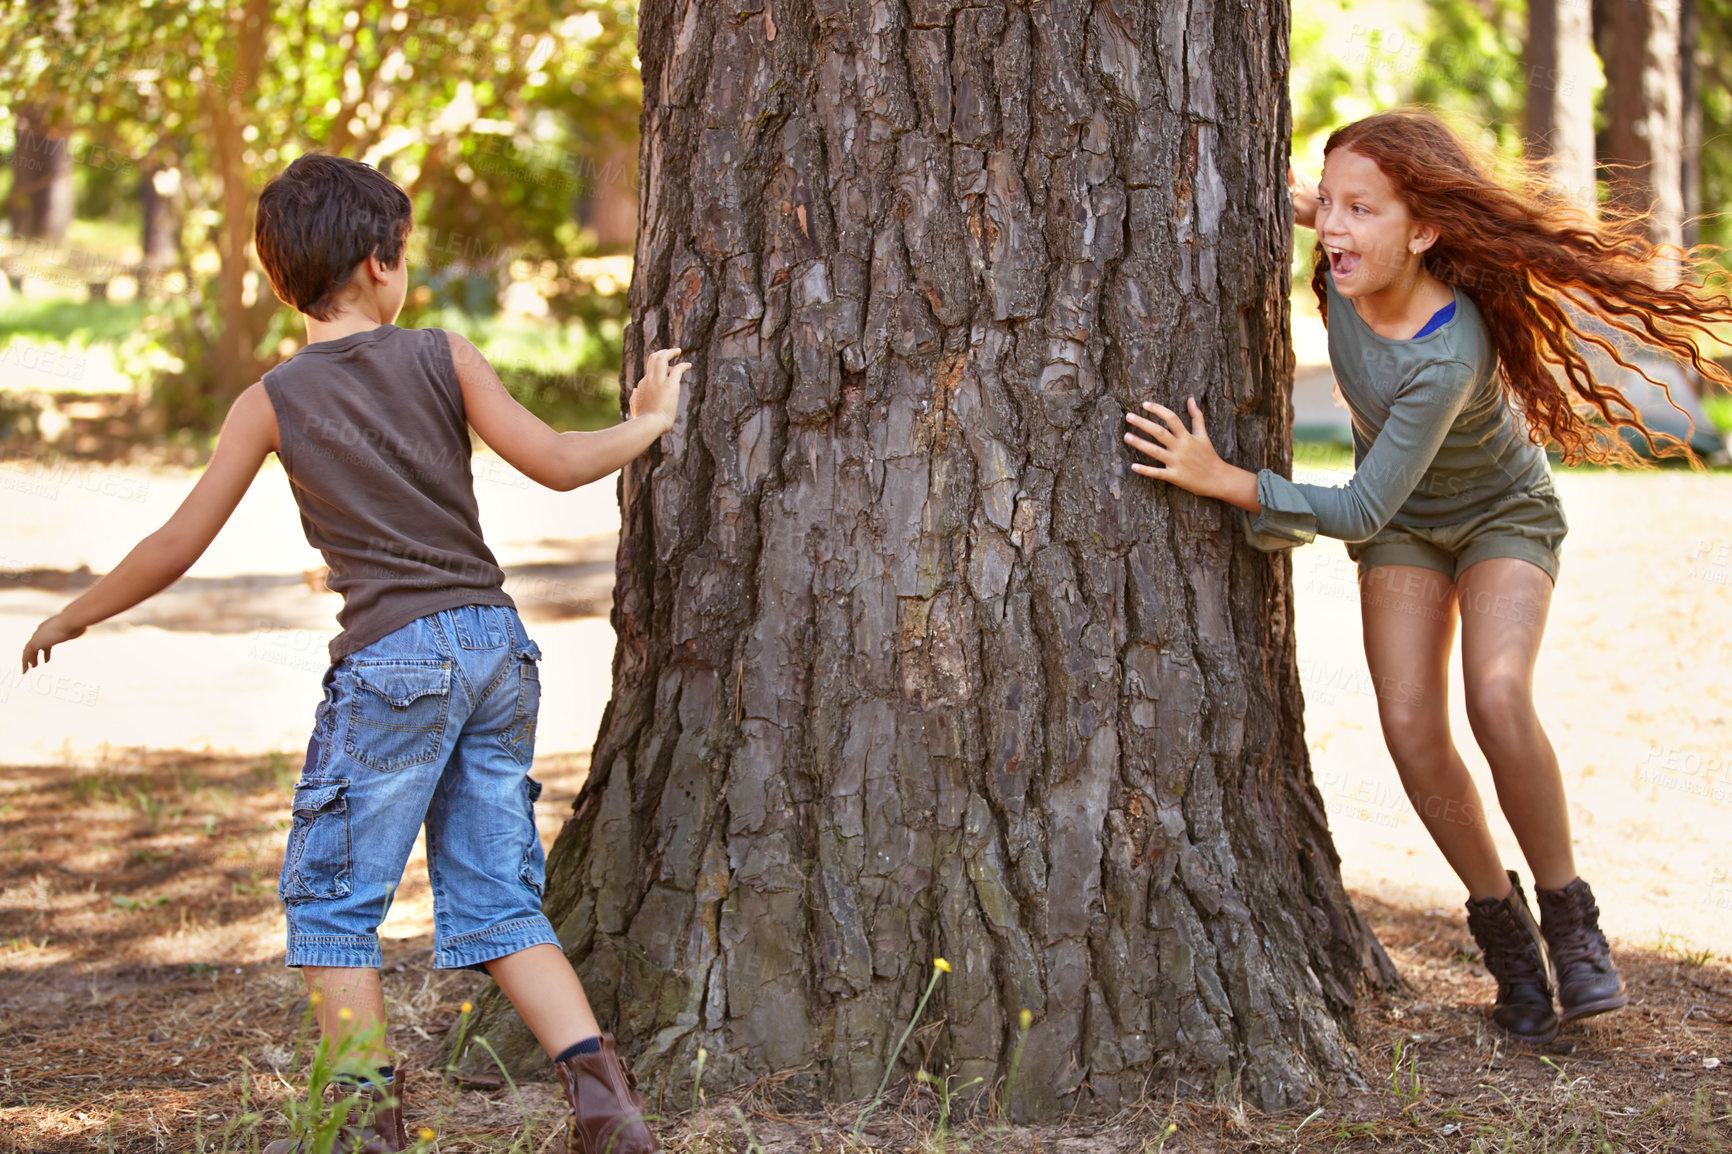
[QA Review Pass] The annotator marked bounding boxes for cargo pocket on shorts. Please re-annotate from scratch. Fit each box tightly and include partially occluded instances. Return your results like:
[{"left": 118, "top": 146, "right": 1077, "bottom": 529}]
[
  {"left": 500, "top": 642, "right": 542, "bottom": 767},
  {"left": 343, "top": 661, "right": 452, "bottom": 772},
  {"left": 519, "top": 775, "right": 547, "bottom": 897},
  {"left": 279, "top": 779, "right": 352, "bottom": 903}
]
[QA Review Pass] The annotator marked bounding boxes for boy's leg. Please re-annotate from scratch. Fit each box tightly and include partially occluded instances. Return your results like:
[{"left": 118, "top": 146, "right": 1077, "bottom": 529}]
[
  {"left": 426, "top": 608, "right": 657, "bottom": 1151},
  {"left": 302, "top": 965, "right": 390, "bottom": 1073},
  {"left": 482, "top": 944, "right": 601, "bottom": 1057},
  {"left": 485, "top": 945, "right": 657, "bottom": 1153}
]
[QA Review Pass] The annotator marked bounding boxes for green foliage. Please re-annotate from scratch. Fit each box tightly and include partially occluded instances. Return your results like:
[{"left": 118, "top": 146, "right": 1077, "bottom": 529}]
[
  {"left": 0, "top": 0, "right": 641, "bottom": 428},
  {"left": 1703, "top": 394, "right": 1732, "bottom": 434},
  {"left": 1291, "top": 0, "right": 1527, "bottom": 170},
  {"left": 400, "top": 301, "right": 626, "bottom": 430},
  {"left": 1406, "top": 0, "right": 1529, "bottom": 156}
]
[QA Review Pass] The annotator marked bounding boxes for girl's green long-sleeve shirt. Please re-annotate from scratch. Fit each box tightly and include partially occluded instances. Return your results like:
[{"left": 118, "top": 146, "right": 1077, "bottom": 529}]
[{"left": 1245, "top": 272, "right": 1552, "bottom": 550}]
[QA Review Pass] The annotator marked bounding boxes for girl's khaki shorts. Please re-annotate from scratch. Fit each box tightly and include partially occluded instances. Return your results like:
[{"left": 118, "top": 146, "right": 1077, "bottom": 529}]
[{"left": 1347, "top": 482, "right": 1568, "bottom": 583}]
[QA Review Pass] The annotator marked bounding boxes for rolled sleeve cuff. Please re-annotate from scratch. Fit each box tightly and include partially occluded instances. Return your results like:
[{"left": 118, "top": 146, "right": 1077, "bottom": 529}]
[{"left": 1241, "top": 469, "right": 1319, "bottom": 551}]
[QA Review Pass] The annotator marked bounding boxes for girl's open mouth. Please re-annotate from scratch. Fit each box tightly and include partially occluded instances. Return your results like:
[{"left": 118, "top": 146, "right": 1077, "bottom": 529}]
[{"left": 1328, "top": 247, "right": 1361, "bottom": 278}]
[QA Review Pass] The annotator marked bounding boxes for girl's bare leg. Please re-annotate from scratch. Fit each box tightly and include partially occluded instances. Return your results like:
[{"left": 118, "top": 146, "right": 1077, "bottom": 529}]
[
  {"left": 484, "top": 943, "right": 603, "bottom": 1058},
  {"left": 1360, "top": 564, "right": 1510, "bottom": 901},
  {"left": 1455, "top": 558, "right": 1577, "bottom": 891}
]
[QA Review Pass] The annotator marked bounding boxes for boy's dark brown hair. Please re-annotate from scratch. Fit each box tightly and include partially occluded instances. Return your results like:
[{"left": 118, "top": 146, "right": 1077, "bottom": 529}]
[{"left": 255, "top": 154, "right": 412, "bottom": 321}]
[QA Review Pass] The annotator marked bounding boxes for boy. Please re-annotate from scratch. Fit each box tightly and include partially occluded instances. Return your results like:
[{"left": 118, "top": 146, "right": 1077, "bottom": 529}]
[{"left": 20, "top": 154, "right": 682, "bottom": 1153}]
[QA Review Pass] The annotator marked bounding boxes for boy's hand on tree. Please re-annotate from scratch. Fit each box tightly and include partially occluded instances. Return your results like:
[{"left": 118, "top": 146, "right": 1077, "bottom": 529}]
[
  {"left": 21, "top": 615, "right": 85, "bottom": 672},
  {"left": 631, "top": 347, "right": 691, "bottom": 434},
  {"left": 1288, "top": 165, "right": 1319, "bottom": 230},
  {"left": 1125, "top": 398, "right": 1229, "bottom": 499}
]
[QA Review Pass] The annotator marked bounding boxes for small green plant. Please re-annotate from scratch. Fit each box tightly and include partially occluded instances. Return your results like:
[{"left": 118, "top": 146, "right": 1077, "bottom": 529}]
[
  {"left": 271, "top": 998, "right": 441, "bottom": 1154},
  {"left": 1390, "top": 1037, "right": 1425, "bottom": 1112},
  {"left": 852, "top": 957, "right": 952, "bottom": 1142},
  {"left": 916, "top": 1069, "right": 982, "bottom": 1149},
  {"left": 729, "top": 1105, "right": 768, "bottom": 1154},
  {"left": 1655, "top": 930, "right": 1715, "bottom": 967},
  {"left": 1141, "top": 1120, "right": 1179, "bottom": 1152},
  {"left": 111, "top": 893, "right": 171, "bottom": 912},
  {"left": 996, "top": 1007, "right": 1033, "bottom": 1125},
  {"left": 70, "top": 770, "right": 124, "bottom": 806}
]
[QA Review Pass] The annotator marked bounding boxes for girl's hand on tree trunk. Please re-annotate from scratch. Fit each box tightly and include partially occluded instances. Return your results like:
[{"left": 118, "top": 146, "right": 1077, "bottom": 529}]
[{"left": 1124, "top": 398, "right": 1262, "bottom": 513}]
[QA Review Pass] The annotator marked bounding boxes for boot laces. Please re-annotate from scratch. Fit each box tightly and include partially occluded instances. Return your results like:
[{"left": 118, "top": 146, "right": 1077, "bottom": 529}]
[
  {"left": 1545, "top": 888, "right": 1611, "bottom": 973},
  {"left": 1472, "top": 905, "right": 1547, "bottom": 985}
]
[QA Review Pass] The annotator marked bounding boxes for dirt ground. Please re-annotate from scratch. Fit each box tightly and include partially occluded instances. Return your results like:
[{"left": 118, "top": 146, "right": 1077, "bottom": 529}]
[{"left": 1, "top": 452, "right": 1730, "bottom": 1151}]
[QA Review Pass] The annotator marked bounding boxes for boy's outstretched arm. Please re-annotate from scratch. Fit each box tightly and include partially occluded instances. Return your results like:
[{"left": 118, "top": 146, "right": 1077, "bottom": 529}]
[
  {"left": 20, "top": 384, "right": 279, "bottom": 672},
  {"left": 448, "top": 333, "right": 688, "bottom": 491}
]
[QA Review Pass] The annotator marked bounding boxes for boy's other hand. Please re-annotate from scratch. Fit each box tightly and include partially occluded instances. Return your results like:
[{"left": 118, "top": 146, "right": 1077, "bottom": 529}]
[
  {"left": 631, "top": 347, "right": 691, "bottom": 434},
  {"left": 22, "top": 614, "right": 85, "bottom": 672}
]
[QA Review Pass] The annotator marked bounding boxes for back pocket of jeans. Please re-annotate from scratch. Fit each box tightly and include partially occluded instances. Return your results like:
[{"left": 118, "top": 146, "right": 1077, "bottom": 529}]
[
  {"left": 344, "top": 661, "right": 452, "bottom": 772},
  {"left": 279, "top": 779, "right": 352, "bottom": 903}
]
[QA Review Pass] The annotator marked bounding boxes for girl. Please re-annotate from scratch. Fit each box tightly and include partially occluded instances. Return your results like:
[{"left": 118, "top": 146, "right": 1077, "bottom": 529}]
[{"left": 1124, "top": 108, "right": 1732, "bottom": 1043}]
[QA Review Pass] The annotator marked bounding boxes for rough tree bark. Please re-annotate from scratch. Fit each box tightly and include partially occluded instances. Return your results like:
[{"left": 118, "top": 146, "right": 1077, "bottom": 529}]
[{"left": 463, "top": 0, "right": 1395, "bottom": 1115}]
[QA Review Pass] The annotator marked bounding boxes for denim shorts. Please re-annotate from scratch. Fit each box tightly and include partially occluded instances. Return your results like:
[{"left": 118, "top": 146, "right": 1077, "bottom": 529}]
[{"left": 279, "top": 604, "right": 562, "bottom": 970}]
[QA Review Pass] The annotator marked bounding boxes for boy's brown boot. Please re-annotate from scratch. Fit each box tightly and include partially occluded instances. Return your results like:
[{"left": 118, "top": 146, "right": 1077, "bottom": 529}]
[
  {"left": 1535, "top": 876, "right": 1628, "bottom": 1023},
  {"left": 552, "top": 1035, "right": 659, "bottom": 1154},
  {"left": 262, "top": 1069, "right": 409, "bottom": 1154},
  {"left": 1464, "top": 871, "right": 1560, "bottom": 1043}
]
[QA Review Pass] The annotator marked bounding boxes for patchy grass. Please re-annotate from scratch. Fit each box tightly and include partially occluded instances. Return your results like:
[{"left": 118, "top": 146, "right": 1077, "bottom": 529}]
[
  {"left": 0, "top": 297, "right": 152, "bottom": 351},
  {"left": 0, "top": 752, "right": 1728, "bottom": 1152}
]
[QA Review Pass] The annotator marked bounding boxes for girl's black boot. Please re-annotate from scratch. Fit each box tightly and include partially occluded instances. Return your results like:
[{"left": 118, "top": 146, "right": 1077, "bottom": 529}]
[
  {"left": 1465, "top": 871, "right": 1559, "bottom": 1043},
  {"left": 1535, "top": 876, "right": 1628, "bottom": 1023}
]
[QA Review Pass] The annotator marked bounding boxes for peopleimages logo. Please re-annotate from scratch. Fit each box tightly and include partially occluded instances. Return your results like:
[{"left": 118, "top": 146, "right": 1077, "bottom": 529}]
[
  {"left": 1636, "top": 743, "right": 1732, "bottom": 803},
  {"left": 0, "top": 665, "right": 101, "bottom": 708},
  {"left": 0, "top": 460, "right": 150, "bottom": 503},
  {"left": 1687, "top": 538, "right": 1730, "bottom": 587}
]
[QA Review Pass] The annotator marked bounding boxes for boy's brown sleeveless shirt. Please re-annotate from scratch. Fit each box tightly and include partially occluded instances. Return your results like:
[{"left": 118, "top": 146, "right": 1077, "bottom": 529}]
[{"left": 262, "top": 325, "right": 514, "bottom": 660}]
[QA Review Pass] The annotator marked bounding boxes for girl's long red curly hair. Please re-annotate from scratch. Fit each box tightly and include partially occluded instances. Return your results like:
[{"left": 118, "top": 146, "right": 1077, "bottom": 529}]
[{"left": 1312, "top": 108, "right": 1732, "bottom": 463}]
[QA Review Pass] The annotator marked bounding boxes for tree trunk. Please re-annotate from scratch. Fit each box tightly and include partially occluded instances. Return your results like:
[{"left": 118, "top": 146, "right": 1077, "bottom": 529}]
[
  {"left": 139, "top": 159, "right": 180, "bottom": 295},
  {"left": 7, "top": 104, "right": 75, "bottom": 243},
  {"left": 464, "top": 0, "right": 1394, "bottom": 1116},
  {"left": 1524, "top": 0, "right": 1598, "bottom": 207},
  {"left": 1602, "top": 0, "right": 1684, "bottom": 269},
  {"left": 203, "top": 0, "right": 274, "bottom": 410},
  {"left": 1681, "top": 0, "right": 1701, "bottom": 251},
  {"left": 579, "top": 140, "right": 638, "bottom": 252}
]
